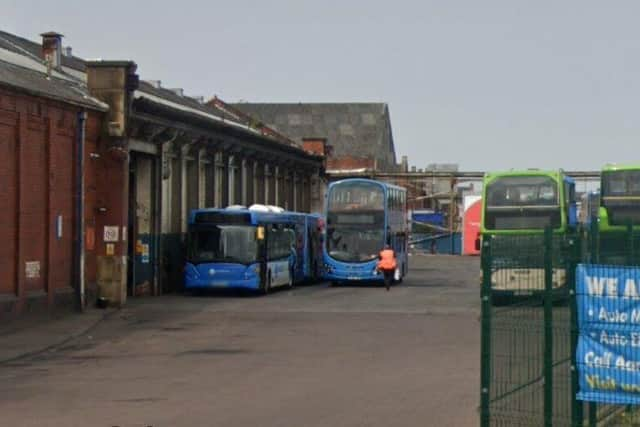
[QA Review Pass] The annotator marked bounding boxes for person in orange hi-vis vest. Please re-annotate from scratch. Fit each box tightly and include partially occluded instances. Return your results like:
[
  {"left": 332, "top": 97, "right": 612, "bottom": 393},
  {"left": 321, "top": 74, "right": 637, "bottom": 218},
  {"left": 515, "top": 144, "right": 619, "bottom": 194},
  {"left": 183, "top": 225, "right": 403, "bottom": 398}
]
[{"left": 377, "top": 244, "right": 397, "bottom": 291}]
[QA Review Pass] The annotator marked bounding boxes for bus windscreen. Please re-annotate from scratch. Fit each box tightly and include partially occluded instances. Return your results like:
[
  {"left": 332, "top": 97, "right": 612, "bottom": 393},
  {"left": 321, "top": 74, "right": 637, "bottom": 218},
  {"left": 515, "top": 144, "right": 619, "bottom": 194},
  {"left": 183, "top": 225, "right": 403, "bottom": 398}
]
[
  {"left": 484, "top": 176, "right": 561, "bottom": 230},
  {"left": 326, "top": 182, "right": 385, "bottom": 262},
  {"left": 188, "top": 225, "right": 258, "bottom": 265},
  {"left": 602, "top": 170, "right": 640, "bottom": 226}
]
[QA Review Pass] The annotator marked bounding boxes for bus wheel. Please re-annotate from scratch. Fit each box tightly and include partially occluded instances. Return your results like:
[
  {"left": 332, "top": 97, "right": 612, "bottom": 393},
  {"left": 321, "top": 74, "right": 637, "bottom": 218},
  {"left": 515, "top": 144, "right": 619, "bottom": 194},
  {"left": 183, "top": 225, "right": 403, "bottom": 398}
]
[
  {"left": 263, "top": 273, "right": 272, "bottom": 295},
  {"left": 287, "top": 269, "right": 294, "bottom": 289}
]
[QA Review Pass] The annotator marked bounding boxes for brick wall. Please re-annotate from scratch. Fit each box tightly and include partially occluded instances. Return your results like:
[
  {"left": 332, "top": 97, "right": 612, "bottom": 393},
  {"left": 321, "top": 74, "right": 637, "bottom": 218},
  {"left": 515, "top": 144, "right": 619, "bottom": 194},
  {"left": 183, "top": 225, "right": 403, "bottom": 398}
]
[
  {"left": 326, "top": 156, "right": 376, "bottom": 171},
  {"left": 0, "top": 87, "right": 103, "bottom": 316}
]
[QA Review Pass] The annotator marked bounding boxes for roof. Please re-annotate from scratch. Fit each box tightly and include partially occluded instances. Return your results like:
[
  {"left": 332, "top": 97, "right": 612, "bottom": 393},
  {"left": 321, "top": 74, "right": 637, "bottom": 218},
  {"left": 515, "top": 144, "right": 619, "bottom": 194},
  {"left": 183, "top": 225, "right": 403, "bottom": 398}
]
[
  {"left": 0, "top": 30, "right": 322, "bottom": 161},
  {"left": 0, "top": 30, "right": 108, "bottom": 110},
  {"left": 602, "top": 164, "right": 640, "bottom": 172},
  {"left": 0, "top": 58, "right": 107, "bottom": 111},
  {"left": 0, "top": 30, "right": 86, "bottom": 72},
  {"left": 483, "top": 170, "right": 565, "bottom": 183},
  {"left": 231, "top": 103, "right": 397, "bottom": 169},
  {"left": 133, "top": 85, "right": 320, "bottom": 160}
]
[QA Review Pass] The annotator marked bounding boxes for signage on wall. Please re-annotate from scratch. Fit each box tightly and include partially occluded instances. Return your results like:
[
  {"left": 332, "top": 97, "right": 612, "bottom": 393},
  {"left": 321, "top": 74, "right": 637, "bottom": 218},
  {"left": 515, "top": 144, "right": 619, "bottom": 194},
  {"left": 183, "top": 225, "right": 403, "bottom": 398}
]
[
  {"left": 25, "top": 261, "right": 41, "bottom": 279},
  {"left": 86, "top": 226, "right": 95, "bottom": 251},
  {"left": 104, "top": 226, "right": 119, "bottom": 242},
  {"left": 106, "top": 243, "right": 115, "bottom": 256}
]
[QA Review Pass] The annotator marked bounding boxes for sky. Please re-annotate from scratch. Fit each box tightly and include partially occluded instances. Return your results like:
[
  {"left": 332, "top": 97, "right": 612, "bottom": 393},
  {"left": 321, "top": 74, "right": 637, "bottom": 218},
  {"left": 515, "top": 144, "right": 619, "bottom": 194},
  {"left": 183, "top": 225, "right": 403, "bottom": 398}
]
[{"left": 4, "top": 0, "right": 640, "bottom": 171}]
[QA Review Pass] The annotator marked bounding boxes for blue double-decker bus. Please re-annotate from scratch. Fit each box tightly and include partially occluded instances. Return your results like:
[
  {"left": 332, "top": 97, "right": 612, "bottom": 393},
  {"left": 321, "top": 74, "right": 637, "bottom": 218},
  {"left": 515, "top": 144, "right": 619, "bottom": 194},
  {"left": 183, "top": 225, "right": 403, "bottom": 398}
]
[
  {"left": 323, "top": 179, "right": 408, "bottom": 284},
  {"left": 185, "top": 206, "right": 323, "bottom": 293}
]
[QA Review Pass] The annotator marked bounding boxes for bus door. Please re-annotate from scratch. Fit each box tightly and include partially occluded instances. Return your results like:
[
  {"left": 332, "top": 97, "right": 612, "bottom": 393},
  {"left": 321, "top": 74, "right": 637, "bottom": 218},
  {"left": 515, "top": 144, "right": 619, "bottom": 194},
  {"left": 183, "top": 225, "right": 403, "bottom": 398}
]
[
  {"left": 256, "top": 224, "right": 267, "bottom": 288},
  {"left": 266, "top": 224, "right": 293, "bottom": 287}
]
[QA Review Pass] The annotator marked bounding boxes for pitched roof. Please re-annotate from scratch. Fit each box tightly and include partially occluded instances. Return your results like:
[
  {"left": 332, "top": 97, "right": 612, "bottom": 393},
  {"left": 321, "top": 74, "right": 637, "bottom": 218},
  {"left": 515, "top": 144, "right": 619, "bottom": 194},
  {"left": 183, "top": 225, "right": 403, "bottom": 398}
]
[
  {"left": 0, "top": 30, "right": 86, "bottom": 72},
  {"left": 0, "top": 32, "right": 106, "bottom": 111},
  {"left": 0, "top": 30, "right": 321, "bottom": 161},
  {"left": 231, "top": 102, "right": 397, "bottom": 169},
  {"left": 0, "top": 58, "right": 107, "bottom": 111}
]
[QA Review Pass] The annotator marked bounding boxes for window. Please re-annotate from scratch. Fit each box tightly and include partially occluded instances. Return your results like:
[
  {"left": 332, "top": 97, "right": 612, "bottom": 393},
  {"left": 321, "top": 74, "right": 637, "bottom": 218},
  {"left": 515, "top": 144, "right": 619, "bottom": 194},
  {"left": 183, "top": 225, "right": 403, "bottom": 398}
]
[
  {"left": 188, "top": 225, "right": 258, "bottom": 264},
  {"left": 267, "top": 225, "right": 295, "bottom": 261}
]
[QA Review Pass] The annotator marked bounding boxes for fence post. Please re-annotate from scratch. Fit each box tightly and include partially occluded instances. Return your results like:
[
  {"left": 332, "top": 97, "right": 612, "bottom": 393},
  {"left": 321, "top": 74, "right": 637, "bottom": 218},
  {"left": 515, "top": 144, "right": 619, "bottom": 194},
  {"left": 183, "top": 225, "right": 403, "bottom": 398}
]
[
  {"left": 588, "top": 221, "right": 597, "bottom": 426},
  {"left": 544, "top": 227, "right": 554, "bottom": 427},
  {"left": 480, "top": 234, "right": 492, "bottom": 427},
  {"left": 570, "top": 230, "right": 583, "bottom": 426},
  {"left": 627, "top": 221, "right": 634, "bottom": 266}
]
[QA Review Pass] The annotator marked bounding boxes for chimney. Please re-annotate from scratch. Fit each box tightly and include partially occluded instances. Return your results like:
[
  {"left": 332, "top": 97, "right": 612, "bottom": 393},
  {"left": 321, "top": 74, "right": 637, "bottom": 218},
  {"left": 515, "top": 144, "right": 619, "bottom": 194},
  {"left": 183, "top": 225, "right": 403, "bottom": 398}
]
[
  {"left": 401, "top": 155, "right": 408, "bottom": 173},
  {"left": 169, "top": 88, "right": 184, "bottom": 97},
  {"left": 146, "top": 80, "right": 162, "bottom": 89},
  {"left": 63, "top": 46, "right": 72, "bottom": 57},
  {"left": 41, "top": 31, "right": 63, "bottom": 70}
]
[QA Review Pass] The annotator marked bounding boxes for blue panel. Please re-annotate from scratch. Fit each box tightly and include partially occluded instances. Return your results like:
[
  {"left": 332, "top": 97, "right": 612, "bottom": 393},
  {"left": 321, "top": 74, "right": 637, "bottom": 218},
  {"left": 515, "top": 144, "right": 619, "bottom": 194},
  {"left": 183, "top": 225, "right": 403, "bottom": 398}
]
[{"left": 576, "top": 264, "right": 640, "bottom": 404}]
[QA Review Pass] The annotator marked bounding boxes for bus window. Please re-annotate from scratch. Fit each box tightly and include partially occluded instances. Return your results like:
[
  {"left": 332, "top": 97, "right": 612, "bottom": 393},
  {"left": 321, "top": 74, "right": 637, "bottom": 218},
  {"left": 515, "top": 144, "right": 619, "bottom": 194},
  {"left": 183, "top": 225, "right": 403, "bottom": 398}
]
[{"left": 188, "top": 225, "right": 258, "bottom": 265}]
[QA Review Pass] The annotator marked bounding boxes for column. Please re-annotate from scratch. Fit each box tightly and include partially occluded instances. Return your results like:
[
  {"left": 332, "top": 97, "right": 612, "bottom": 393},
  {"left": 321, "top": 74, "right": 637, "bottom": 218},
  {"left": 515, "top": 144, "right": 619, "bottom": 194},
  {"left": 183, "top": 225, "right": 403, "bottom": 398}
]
[
  {"left": 241, "top": 158, "right": 248, "bottom": 206},
  {"left": 198, "top": 148, "right": 206, "bottom": 208},
  {"left": 292, "top": 170, "right": 298, "bottom": 212},
  {"left": 214, "top": 151, "right": 224, "bottom": 208}
]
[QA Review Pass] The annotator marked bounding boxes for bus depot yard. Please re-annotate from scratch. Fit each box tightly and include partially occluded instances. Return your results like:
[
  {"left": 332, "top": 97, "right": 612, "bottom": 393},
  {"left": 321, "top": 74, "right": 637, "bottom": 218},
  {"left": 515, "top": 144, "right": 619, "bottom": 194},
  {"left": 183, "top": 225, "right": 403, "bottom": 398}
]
[{"left": 0, "top": 254, "right": 480, "bottom": 427}]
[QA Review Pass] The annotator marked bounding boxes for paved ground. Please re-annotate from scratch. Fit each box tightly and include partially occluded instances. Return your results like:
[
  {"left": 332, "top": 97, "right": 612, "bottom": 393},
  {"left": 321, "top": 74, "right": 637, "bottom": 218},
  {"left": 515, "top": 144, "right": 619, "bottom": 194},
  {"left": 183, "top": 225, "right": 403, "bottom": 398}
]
[{"left": 0, "top": 254, "right": 480, "bottom": 427}]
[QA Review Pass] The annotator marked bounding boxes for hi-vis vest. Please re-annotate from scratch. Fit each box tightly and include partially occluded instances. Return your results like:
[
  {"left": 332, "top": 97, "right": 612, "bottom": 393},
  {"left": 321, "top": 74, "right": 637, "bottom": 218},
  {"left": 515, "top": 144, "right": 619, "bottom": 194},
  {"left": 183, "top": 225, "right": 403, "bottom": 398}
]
[{"left": 377, "top": 249, "right": 397, "bottom": 271}]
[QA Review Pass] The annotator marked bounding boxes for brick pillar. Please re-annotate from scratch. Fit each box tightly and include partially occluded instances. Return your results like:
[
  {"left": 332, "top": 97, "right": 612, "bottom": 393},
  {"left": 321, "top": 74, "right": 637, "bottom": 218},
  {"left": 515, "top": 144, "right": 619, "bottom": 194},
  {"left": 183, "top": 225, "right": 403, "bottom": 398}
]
[{"left": 86, "top": 60, "right": 138, "bottom": 307}]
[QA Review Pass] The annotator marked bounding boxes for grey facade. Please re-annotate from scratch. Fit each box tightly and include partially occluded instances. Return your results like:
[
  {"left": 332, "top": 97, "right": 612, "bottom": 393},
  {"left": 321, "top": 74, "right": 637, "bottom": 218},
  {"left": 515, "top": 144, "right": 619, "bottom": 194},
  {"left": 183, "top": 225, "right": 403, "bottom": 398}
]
[{"left": 231, "top": 103, "right": 397, "bottom": 172}]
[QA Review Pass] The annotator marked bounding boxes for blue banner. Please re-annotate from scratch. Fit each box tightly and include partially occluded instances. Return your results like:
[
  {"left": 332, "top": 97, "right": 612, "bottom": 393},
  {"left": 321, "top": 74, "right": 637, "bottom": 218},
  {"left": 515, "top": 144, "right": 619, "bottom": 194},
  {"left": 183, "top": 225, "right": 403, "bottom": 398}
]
[{"left": 577, "top": 264, "right": 640, "bottom": 404}]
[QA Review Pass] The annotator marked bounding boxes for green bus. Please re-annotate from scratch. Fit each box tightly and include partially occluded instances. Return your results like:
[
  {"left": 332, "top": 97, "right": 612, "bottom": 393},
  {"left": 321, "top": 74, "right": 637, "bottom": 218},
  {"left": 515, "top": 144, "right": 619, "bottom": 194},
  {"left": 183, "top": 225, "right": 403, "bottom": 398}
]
[
  {"left": 480, "top": 170, "right": 577, "bottom": 300},
  {"left": 598, "top": 164, "right": 640, "bottom": 232}
]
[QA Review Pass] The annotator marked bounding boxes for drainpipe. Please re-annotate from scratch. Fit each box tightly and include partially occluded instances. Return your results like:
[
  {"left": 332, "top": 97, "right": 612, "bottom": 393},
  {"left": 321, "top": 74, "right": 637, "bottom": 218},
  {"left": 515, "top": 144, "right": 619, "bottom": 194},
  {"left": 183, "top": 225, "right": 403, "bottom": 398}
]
[{"left": 75, "top": 111, "right": 87, "bottom": 311}]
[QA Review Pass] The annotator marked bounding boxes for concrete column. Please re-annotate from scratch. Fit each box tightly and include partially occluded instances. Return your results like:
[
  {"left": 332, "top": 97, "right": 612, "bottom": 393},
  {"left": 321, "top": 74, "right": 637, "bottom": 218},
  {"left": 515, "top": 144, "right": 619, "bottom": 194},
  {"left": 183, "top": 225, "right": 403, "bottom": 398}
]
[
  {"left": 284, "top": 170, "right": 292, "bottom": 210},
  {"left": 203, "top": 152, "right": 214, "bottom": 208},
  {"left": 265, "top": 164, "right": 271, "bottom": 205},
  {"left": 241, "top": 158, "right": 248, "bottom": 206},
  {"left": 292, "top": 171, "right": 298, "bottom": 211},
  {"left": 228, "top": 155, "right": 239, "bottom": 206},
  {"left": 198, "top": 148, "right": 206, "bottom": 208},
  {"left": 215, "top": 151, "right": 224, "bottom": 208},
  {"left": 310, "top": 171, "right": 324, "bottom": 213},
  {"left": 252, "top": 160, "right": 259, "bottom": 206},
  {"left": 160, "top": 146, "right": 173, "bottom": 235},
  {"left": 180, "top": 148, "right": 188, "bottom": 234},
  {"left": 275, "top": 165, "right": 281, "bottom": 207}
]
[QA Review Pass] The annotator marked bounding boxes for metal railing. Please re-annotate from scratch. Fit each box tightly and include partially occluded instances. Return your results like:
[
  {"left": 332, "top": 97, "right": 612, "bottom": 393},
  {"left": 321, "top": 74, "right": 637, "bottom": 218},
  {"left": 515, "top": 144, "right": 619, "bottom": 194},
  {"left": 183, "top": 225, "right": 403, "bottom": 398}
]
[{"left": 480, "top": 223, "right": 640, "bottom": 426}]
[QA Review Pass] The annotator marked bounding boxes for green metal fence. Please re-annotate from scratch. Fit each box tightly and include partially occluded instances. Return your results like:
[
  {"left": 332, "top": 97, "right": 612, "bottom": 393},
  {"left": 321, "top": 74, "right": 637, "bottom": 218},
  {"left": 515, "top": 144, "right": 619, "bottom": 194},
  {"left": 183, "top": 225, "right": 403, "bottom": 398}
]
[{"left": 480, "top": 225, "right": 640, "bottom": 427}]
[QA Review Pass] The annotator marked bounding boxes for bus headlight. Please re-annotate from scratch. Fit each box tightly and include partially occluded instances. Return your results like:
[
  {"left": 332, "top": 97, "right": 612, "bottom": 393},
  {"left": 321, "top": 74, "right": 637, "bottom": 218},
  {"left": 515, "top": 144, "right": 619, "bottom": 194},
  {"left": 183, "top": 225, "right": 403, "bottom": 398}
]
[
  {"left": 245, "top": 264, "right": 260, "bottom": 279},
  {"left": 184, "top": 264, "right": 199, "bottom": 279}
]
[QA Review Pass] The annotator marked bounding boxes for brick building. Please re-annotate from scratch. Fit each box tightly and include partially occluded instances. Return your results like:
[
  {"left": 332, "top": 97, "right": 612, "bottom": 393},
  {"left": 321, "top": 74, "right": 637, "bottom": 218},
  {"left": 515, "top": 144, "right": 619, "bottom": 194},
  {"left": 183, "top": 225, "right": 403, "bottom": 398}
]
[
  {"left": 0, "top": 31, "right": 107, "bottom": 316},
  {"left": 0, "top": 30, "right": 325, "bottom": 316}
]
